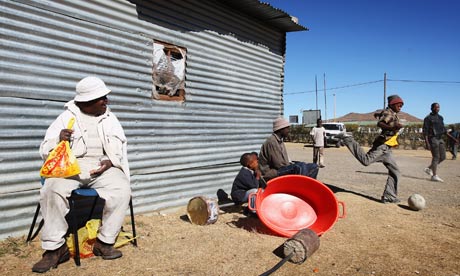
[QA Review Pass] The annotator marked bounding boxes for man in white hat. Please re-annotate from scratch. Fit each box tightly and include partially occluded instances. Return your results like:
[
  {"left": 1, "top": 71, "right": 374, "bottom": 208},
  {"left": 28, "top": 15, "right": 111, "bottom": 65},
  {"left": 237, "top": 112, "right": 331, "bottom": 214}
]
[
  {"left": 259, "top": 117, "right": 319, "bottom": 181},
  {"left": 33, "top": 77, "right": 131, "bottom": 273}
]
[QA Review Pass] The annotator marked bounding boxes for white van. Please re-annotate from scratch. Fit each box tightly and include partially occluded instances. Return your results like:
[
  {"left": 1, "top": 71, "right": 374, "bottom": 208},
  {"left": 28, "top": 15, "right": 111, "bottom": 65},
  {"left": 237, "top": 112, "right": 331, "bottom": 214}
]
[{"left": 322, "top": 122, "right": 346, "bottom": 146}]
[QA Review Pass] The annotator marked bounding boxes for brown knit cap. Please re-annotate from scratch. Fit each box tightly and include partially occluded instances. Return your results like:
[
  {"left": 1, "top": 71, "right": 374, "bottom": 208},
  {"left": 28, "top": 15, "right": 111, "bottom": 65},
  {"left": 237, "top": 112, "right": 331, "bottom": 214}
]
[{"left": 388, "top": 94, "right": 404, "bottom": 106}]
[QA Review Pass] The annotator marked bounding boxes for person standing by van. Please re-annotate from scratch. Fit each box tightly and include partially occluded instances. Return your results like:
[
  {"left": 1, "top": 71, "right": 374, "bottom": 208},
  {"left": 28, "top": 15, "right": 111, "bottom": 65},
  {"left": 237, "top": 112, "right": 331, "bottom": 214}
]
[
  {"left": 310, "top": 118, "right": 326, "bottom": 168},
  {"left": 337, "top": 95, "right": 404, "bottom": 204}
]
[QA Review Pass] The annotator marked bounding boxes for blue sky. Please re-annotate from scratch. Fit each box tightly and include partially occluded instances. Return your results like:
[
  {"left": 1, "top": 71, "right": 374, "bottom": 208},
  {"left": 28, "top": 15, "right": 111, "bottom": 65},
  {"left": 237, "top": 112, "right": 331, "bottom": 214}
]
[{"left": 264, "top": 0, "right": 460, "bottom": 124}]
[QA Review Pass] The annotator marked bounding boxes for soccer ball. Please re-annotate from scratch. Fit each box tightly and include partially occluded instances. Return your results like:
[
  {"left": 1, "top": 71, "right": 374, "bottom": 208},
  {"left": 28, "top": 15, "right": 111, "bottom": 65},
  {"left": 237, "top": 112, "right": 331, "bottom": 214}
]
[{"left": 408, "top": 194, "right": 426, "bottom": 211}]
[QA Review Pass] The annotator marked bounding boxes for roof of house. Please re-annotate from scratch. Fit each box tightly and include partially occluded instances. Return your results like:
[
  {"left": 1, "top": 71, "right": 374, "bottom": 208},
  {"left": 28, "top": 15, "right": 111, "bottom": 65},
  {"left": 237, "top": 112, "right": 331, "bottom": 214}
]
[{"left": 217, "top": 0, "right": 308, "bottom": 32}]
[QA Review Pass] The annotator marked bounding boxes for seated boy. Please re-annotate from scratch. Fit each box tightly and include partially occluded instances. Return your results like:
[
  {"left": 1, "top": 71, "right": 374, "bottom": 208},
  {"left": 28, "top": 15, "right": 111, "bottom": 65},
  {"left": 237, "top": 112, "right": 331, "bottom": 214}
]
[{"left": 231, "top": 152, "right": 262, "bottom": 205}]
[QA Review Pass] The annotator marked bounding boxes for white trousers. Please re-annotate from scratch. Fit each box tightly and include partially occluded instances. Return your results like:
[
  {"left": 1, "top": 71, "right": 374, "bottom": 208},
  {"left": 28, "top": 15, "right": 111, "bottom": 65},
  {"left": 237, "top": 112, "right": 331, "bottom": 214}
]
[{"left": 39, "top": 167, "right": 131, "bottom": 250}]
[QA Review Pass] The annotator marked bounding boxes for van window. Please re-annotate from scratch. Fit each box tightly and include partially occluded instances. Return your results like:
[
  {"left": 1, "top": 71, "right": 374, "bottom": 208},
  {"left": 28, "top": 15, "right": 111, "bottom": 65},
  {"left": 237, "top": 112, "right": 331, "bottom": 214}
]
[{"left": 323, "top": 124, "right": 341, "bottom": 131}]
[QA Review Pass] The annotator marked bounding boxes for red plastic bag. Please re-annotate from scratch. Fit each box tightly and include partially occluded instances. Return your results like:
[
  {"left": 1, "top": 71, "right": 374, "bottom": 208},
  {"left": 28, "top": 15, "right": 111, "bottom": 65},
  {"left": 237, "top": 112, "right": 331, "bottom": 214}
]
[{"left": 40, "top": 118, "right": 80, "bottom": 178}]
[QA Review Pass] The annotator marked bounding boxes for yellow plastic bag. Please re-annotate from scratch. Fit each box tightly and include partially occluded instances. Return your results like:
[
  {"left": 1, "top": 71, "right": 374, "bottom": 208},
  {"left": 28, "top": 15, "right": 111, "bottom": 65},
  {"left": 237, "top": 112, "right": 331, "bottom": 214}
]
[
  {"left": 67, "top": 219, "right": 137, "bottom": 258},
  {"left": 67, "top": 219, "right": 100, "bottom": 258},
  {"left": 384, "top": 134, "right": 399, "bottom": 147},
  {"left": 40, "top": 118, "right": 81, "bottom": 178},
  {"left": 114, "top": 229, "right": 137, "bottom": 248}
]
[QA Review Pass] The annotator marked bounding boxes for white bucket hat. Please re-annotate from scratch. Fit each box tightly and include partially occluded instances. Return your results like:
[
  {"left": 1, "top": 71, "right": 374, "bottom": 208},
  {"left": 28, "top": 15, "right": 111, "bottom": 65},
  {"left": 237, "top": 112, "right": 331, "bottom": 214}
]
[{"left": 75, "top": 76, "right": 111, "bottom": 102}]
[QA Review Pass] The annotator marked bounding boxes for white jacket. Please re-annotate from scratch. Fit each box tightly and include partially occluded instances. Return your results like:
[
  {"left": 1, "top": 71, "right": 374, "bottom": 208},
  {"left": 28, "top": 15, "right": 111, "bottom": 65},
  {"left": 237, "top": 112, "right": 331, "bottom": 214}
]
[{"left": 39, "top": 101, "right": 130, "bottom": 181}]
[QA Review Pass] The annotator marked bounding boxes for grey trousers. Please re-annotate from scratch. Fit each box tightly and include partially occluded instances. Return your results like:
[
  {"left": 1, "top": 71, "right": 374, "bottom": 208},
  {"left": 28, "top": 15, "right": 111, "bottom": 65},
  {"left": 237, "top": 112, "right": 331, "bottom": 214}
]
[
  {"left": 39, "top": 167, "right": 131, "bottom": 250},
  {"left": 342, "top": 137, "right": 400, "bottom": 200},
  {"left": 429, "top": 137, "right": 446, "bottom": 172}
]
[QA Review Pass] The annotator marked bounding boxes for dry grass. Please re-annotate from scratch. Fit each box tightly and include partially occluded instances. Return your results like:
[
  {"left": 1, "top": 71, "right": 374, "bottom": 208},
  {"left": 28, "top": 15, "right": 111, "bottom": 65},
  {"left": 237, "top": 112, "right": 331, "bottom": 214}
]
[{"left": 1, "top": 143, "right": 459, "bottom": 276}]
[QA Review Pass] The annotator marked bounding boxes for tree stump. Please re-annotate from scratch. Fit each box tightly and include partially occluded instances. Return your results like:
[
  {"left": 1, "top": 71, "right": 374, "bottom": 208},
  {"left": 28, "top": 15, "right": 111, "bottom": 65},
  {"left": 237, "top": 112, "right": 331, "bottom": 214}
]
[{"left": 283, "top": 228, "right": 320, "bottom": 264}]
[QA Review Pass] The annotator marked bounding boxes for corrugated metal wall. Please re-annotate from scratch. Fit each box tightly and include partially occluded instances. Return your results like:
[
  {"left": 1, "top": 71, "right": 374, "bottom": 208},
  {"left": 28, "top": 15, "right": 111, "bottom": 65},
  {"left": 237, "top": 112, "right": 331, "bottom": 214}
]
[{"left": 0, "top": 0, "right": 287, "bottom": 239}]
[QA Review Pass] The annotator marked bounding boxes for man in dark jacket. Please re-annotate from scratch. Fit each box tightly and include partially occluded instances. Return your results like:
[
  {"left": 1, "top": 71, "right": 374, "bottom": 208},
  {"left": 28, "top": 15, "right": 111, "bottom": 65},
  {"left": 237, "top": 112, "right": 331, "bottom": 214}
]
[{"left": 423, "top": 102, "right": 447, "bottom": 182}]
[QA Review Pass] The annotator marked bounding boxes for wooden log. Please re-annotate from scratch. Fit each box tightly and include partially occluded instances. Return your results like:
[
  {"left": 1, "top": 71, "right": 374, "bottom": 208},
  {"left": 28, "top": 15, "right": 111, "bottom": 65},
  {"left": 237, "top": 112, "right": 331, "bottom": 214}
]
[{"left": 283, "top": 228, "right": 320, "bottom": 264}]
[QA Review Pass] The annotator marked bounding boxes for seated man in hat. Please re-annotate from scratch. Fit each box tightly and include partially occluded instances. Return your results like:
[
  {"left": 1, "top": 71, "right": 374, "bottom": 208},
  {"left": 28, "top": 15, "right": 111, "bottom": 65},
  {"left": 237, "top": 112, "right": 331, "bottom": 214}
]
[
  {"left": 33, "top": 76, "right": 131, "bottom": 273},
  {"left": 337, "top": 94, "right": 404, "bottom": 204},
  {"left": 259, "top": 117, "right": 319, "bottom": 182}
]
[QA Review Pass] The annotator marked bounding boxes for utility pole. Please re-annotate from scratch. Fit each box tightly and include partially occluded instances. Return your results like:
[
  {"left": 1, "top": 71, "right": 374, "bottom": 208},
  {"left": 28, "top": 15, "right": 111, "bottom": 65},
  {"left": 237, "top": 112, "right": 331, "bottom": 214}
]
[
  {"left": 384, "top": 72, "right": 387, "bottom": 109},
  {"left": 315, "top": 75, "right": 318, "bottom": 111},
  {"left": 323, "top": 73, "right": 327, "bottom": 122},
  {"left": 333, "top": 93, "right": 336, "bottom": 122}
]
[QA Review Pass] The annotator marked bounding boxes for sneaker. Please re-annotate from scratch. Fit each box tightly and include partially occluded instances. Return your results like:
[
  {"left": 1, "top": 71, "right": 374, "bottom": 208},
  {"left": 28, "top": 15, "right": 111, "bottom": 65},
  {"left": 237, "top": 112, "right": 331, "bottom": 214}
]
[
  {"left": 32, "top": 243, "right": 70, "bottom": 273},
  {"left": 381, "top": 197, "right": 401, "bottom": 204},
  {"left": 319, "top": 164, "right": 325, "bottom": 168},
  {"left": 431, "top": 175, "right": 444, "bottom": 182},
  {"left": 423, "top": 168, "right": 433, "bottom": 176}
]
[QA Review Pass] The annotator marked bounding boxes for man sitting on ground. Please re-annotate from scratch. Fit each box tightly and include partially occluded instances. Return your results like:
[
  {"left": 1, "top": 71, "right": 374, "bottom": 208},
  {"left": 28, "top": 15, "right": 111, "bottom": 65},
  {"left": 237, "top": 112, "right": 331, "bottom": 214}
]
[{"left": 259, "top": 117, "right": 319, "bottom": 181}]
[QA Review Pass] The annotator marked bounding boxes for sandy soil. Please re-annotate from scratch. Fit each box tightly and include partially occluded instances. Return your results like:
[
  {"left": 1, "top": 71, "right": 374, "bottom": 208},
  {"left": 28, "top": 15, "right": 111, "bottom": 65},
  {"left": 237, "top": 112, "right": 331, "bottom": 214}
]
[{"left": 1, "top": 143, "right": 459, "bottom": 276}]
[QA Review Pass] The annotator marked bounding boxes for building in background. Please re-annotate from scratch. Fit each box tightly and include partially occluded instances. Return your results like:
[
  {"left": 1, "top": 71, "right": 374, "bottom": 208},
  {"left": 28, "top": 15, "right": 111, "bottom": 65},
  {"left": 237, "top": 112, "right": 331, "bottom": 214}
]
[
  {"left": 289, "top": 115, "right": 299, "bottom": 124},
  {"left": 302, "top": 109, "right": 321, "bottom": 126}
]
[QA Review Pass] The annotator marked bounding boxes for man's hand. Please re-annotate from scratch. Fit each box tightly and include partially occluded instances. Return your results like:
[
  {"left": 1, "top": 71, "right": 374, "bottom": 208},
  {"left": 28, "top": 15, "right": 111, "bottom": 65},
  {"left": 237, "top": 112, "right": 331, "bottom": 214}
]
[
  {"left": 393, "top": 122, "right": 404, "bottom": 131},
  {"left": 425, "top": 141, "right": 431, "bottom": 151},
  {"left": 59, "top": 129, "right": 73, "bottom": 142},
  {"left": 254, "top": 170, "right": 261, "bottom": 180},
  {"left": 90, "top": 160, "right": 113, "bottom": 177}
]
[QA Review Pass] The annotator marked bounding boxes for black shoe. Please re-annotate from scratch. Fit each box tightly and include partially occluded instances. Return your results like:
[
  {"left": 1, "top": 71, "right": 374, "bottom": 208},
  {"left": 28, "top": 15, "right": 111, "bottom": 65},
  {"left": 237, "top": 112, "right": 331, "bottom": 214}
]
[{"left": 243, "top": 207, "right": 257, "bottom": 218}]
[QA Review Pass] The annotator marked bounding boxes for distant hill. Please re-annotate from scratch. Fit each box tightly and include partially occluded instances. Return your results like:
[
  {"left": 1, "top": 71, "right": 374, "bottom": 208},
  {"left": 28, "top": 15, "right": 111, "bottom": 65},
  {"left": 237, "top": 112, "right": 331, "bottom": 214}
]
[{"left": 333, "top": 110, "right": 423, "bottom": 124}]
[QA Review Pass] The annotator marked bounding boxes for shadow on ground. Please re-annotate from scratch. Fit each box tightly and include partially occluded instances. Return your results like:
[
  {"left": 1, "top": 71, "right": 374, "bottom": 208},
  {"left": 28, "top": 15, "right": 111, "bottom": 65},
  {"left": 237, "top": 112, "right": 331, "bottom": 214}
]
[{"left": 324, "top": 182, "right": 381, "bottom": 203}]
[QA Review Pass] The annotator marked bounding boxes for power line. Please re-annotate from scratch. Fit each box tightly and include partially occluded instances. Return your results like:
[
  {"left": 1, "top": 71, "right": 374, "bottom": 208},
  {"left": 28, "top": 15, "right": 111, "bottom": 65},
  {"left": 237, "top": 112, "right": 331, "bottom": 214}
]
[
  {"left": 388, "top": 79, "right": 460, "bottom": 84},
  {"left": 283, "top": 78, "right": 460, "bottom": 95},
  {"left": 284, "top": 80, "right": 383, "bottom": 95}
]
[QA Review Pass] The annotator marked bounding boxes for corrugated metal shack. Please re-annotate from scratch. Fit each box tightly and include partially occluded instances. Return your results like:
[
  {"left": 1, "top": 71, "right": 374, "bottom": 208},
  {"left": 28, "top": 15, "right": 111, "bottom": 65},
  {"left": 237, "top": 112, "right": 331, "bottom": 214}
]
[{"left": 0, "top": 0, "right": 307, "bottom": 239}]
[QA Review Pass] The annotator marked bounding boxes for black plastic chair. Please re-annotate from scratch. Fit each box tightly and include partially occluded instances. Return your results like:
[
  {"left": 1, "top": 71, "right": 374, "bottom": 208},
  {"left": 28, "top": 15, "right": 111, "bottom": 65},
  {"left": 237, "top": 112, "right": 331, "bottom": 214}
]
[{"left": 26, "top": 180, "right": 137, "bottom": 266}]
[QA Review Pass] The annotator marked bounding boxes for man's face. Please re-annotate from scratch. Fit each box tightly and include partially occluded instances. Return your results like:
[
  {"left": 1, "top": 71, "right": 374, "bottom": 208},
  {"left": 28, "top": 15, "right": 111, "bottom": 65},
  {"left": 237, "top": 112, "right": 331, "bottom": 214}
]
[
  {"left": 390, "top": 102, "right": 403, "bottom": 113},
  {"left": 279, "top": 126, "right": 290, "bottom": 138},
  {"left": 431, "top": 104, "right": 440, "bottom": 114},
  {"left": 248, "top": 155, "right": 259, "bottom": 170},
  {"left": 78, "top": 96, "right": 108, "bottom": 116}
]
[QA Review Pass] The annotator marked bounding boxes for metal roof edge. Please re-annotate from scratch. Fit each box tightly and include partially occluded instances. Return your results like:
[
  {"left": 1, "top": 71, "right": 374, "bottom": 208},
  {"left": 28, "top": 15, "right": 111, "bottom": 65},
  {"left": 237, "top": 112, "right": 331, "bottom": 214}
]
[{"left": 217, "top": 0, "right": 308, "bottom": 32}]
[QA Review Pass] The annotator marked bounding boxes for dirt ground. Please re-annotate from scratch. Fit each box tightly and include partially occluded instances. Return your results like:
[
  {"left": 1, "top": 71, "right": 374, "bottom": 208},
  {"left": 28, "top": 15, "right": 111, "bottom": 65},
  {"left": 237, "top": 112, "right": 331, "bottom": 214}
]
[{"left": 1, "top": 143, "right": 459, "bottom": 276}]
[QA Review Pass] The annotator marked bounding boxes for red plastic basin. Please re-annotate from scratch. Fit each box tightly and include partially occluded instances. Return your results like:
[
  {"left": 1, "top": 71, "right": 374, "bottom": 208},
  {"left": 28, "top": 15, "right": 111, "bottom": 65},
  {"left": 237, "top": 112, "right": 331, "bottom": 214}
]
[{"left": 250, "top": 175, "right": 345, "bottom": 237}]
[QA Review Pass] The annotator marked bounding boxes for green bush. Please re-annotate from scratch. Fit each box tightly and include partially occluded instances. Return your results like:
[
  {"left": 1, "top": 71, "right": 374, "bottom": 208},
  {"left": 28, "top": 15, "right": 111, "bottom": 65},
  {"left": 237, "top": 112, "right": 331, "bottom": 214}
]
[{"left": 285, "top": 123, "right": 455, "bottom": 149}]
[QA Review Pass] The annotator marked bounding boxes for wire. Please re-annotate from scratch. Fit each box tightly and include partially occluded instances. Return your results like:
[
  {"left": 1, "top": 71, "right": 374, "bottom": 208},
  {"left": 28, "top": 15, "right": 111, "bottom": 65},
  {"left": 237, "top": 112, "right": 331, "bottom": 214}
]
[
  {"left": 283, "top": 78, "right": 460, "bottom": 96},
  {"left": 284, "top": 80, "right": 383, "bottom": 95},
  {"left": 388, "top": 79, "right": 460, "bottom": 84},
  {"left": 259, "top": 252, "right": 294, "bottom": 276}
]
